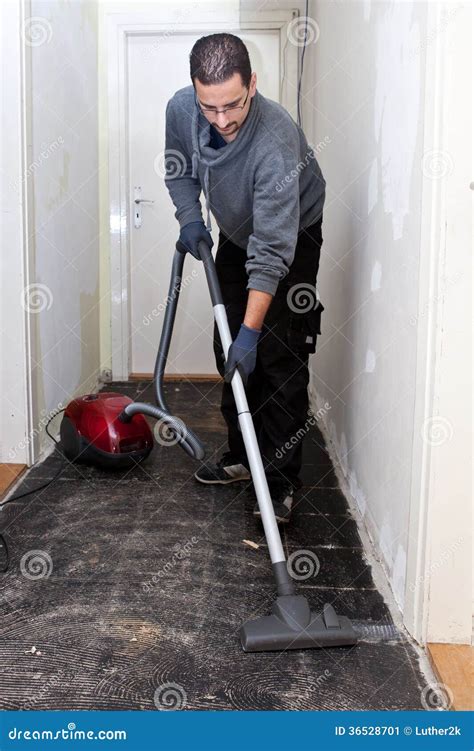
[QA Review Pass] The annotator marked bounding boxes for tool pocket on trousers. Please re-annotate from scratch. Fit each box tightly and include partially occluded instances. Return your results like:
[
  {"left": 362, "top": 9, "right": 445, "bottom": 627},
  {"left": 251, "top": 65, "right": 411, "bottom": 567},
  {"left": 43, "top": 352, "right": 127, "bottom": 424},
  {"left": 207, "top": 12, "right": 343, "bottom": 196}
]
[{"left": 286, "top": 302, "right": 324, "bottom": 354}]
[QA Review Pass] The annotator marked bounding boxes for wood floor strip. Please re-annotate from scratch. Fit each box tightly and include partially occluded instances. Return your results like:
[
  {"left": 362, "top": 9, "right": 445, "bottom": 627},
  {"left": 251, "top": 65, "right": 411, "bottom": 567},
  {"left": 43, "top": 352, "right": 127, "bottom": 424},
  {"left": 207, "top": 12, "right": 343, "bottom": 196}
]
[
  {"left": 427, "top": 642, "right": 473, "bottom": 710},
  {"left": 0, "top": 464, "right": 27, "bottom": 500}
]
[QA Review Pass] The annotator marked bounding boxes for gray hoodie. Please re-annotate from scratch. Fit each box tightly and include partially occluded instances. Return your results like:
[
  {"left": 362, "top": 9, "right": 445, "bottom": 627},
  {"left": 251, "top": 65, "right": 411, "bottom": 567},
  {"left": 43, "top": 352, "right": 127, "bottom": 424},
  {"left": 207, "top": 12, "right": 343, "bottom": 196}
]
[{"left": 164, "top": 85, "right": 326, "bottom": 296}]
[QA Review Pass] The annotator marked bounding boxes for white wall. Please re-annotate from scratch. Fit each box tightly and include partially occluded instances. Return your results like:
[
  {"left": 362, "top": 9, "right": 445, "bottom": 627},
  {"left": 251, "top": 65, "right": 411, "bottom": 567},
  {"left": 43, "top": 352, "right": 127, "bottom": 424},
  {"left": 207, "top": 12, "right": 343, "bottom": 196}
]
[
  {"left": 303, "top": 0, "right": 471, "bottom": 641},
  {"left": 303, "top": 0, "right": 426, "bottom": 610},
  {"left": 28, "top": 0, "right": 101, "bottom": 459}
]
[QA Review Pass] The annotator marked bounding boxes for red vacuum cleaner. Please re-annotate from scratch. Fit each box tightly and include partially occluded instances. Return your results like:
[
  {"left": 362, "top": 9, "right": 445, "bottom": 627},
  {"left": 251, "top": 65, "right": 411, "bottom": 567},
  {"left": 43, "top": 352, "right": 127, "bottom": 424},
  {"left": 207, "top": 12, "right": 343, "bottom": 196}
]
[
  {"left": 60, "top": 393, "right": 154, "bottom": 469},
  {"left": 60, "top": 244, "right": 206, "bottom": 470}
]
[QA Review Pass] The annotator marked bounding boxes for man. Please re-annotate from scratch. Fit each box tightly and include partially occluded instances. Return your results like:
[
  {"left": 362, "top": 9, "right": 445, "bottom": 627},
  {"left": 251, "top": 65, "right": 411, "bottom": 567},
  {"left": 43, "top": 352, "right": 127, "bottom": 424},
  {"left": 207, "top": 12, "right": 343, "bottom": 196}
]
[{"left": 164, "top": 33, "right": 325, "bottom": 523}]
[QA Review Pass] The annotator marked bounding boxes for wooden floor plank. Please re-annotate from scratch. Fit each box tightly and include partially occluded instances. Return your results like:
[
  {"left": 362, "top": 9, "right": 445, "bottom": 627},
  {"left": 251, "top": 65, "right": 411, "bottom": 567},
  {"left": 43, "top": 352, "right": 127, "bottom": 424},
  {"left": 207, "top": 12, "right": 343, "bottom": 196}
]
[
  {"left": 427, "top": 643, "right": 473, "bottom": 710},
  {"left": 0, "top": 464, "right": 27, "bottom": 499}
]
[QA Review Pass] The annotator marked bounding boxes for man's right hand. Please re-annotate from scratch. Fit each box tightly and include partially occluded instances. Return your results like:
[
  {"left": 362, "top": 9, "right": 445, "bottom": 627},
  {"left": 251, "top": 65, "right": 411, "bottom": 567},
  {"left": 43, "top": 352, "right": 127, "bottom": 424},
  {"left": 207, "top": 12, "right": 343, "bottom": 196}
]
[{"left": 177, "top": 221, "right": 214, "bottom": 260}]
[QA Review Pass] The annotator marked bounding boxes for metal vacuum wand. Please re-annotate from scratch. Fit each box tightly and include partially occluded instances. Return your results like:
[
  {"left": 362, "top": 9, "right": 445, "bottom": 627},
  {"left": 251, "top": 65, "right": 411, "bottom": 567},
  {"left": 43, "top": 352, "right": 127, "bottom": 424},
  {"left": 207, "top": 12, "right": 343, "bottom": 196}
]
[
  {"left": 197, "top": 240, "right": 358, "bottom": 653},
  {"left": 122, "top": 239, "right": 358, "bottom": 653}
]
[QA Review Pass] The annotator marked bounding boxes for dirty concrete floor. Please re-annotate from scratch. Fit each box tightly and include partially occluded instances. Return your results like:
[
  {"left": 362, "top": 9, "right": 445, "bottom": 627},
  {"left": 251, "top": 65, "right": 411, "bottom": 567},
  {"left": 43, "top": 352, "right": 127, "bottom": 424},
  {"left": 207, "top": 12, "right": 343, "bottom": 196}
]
[{"left": 0, "top": 380, "right": 432, "bottom": 710}]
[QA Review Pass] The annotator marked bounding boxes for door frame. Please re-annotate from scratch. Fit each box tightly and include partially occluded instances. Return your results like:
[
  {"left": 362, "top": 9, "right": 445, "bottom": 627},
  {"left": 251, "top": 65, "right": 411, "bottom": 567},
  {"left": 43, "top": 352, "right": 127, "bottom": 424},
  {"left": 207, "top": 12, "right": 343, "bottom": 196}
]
[
  {"left": 403, "top": 0, "right": 472, "bottom": 644},
  {"left": 105, "top": 6, "right": 299, "bottom": 380}
]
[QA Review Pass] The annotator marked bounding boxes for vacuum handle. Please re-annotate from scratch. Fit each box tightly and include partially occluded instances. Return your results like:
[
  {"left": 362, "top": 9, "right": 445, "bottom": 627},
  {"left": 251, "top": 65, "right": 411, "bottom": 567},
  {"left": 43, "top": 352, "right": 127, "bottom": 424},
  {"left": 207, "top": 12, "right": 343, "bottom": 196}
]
[{"left": 197, "top": 240, "right": 289, "bottom": 571}]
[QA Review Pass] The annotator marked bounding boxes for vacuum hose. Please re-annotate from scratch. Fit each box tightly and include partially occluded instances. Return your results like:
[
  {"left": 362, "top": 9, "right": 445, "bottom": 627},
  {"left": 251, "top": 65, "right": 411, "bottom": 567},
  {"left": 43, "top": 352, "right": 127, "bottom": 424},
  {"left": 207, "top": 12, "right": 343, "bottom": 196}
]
[{"left": 118, "top": 245, "right": 206, "bottom": 461}]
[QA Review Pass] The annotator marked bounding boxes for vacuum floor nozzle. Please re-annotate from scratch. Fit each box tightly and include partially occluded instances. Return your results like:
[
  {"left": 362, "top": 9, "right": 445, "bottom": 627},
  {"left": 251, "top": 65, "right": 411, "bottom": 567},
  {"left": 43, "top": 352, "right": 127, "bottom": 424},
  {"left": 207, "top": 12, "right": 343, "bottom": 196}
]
[{"left": 240, "top": 595, "right": 358, "bottom": 652}]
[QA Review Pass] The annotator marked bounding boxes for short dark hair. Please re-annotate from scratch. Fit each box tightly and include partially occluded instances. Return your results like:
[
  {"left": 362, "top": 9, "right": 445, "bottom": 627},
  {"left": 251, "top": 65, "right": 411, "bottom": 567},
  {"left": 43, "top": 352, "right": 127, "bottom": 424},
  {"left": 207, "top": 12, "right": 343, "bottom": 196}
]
[{"left": 190, "top": 33, "right": 251, "bottom": 89}]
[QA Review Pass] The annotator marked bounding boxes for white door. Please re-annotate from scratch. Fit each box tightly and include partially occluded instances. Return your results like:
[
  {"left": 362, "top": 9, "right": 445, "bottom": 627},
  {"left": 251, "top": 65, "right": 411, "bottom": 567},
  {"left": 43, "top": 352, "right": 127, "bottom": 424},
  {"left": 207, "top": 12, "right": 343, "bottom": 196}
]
[{"left": 127, "top": 31, "right": 287, "bottom": 376}]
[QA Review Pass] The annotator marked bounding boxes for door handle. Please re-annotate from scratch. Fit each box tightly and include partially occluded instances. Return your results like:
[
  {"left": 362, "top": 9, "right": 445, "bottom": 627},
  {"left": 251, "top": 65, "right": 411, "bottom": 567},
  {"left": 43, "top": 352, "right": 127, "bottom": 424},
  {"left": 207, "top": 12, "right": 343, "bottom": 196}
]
[{"left": 133, "top": 186, "right": 155, "bottom": 229}]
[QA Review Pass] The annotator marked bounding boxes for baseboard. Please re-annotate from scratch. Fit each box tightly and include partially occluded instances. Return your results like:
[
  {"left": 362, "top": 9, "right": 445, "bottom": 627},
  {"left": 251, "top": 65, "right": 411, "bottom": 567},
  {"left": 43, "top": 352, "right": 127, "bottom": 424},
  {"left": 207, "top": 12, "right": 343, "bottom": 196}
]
[{"left": 129, "top": 373, "right": 221, "bottom": 382}]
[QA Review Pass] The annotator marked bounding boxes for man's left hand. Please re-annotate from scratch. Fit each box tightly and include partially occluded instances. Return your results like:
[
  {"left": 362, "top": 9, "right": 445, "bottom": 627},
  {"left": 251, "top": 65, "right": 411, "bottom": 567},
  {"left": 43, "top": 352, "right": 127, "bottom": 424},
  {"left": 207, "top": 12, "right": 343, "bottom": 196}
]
[{"left": 224, "top": 323, "right": 261, "bottom": 386}]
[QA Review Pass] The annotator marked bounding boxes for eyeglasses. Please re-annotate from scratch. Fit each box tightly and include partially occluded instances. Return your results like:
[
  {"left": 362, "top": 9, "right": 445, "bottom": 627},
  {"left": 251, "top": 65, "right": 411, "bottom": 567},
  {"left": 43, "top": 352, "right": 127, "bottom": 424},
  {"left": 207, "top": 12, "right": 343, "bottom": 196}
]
[{"left": 197, "top": 88, "right": 250, "bottom": 116}]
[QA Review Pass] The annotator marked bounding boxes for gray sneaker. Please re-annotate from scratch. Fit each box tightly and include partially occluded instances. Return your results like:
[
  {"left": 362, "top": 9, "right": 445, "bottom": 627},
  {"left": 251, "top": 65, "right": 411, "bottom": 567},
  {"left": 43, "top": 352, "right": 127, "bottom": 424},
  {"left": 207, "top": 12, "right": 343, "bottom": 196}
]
[
  {"left": 253, "top": 483, "right": 294, "bottom": 524},
  {"left": 194, "top": 450, "right": 251, "bottom": 484}
]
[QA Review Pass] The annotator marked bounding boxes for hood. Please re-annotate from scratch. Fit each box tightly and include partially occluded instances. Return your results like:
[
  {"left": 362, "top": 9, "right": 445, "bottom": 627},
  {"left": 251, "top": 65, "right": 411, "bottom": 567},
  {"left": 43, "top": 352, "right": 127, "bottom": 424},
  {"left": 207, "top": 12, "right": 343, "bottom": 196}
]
[{"left": 190, "top": 88, "right": 263, "bottom": 231}]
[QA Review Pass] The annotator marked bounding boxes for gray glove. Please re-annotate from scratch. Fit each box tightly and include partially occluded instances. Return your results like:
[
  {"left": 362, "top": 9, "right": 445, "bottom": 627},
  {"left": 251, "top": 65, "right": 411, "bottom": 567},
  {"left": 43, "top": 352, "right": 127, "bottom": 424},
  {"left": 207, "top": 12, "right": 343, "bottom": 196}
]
[
  {"left": 224, "top": 323, "right": 262, "bottom": 386},
  {"left": 177, "top": 221, "right": 213, "bottom": 260}
]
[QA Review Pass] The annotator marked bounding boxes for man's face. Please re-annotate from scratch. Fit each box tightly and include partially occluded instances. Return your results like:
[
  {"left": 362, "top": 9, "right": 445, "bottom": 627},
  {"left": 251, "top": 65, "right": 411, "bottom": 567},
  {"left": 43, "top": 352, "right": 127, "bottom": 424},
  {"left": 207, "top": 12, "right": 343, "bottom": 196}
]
[{"left": 194, "top": 72, "right": 257, "bottom": 143}]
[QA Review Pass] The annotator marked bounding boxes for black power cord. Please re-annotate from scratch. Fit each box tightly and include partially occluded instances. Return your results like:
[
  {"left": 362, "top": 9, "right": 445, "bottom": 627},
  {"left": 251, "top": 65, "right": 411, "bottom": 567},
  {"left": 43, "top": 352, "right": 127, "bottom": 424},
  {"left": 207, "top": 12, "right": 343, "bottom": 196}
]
[
  {"left": 296, "top": 0, "right": 310, "bottom": 128},
  {"left": 0, "top": 409, "right": 66, "bottom": 573}
]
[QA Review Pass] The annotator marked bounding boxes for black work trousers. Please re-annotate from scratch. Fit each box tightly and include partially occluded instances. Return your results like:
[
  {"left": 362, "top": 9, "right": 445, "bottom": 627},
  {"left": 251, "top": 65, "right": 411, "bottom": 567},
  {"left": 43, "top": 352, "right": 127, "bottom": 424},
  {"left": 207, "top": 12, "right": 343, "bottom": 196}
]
[{"left": 212, "top": 218, "right": 324, "bottom": 492}]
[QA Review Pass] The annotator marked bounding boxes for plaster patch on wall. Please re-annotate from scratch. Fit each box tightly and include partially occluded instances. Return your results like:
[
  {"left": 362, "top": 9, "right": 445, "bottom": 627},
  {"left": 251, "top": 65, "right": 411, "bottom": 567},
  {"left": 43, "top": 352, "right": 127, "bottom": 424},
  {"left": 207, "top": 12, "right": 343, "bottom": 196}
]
[
  {"left": 348, "top": 468, "right": 368, "bottom": 516},
  {"left": 326, "top": 416, "right": 337, "bottom": 451},
  {"left": 312, "top": 389, "right": 412, "bottom": 617},
  {"left": 325, "top": 417, "right": 350, "bottom": 481},
  {"left": 379, "top": 520, "right": 395, "bottom": 572},
  {"left": 368, "top": 158, "right": 378, "bottom": 214},
  {"left": 365, "top": 349, "right": 376, "bottom": 372},
  {"left": 392, "top": 544, "right": 407, "bottom": 609},
  {"left": 371, "top": 260, "right": 382, "bottom": 291},
  {"left": 339, "top": 430, "right": 349, "bottom": 478},
  {"left": 59, "top": 150, "right": 70, "bottom": 196},
  {"left": 322, "top": 414, "right": 369, "bottom": 518},
  {"left": 349, "top": 469, "right": 358, "bottom": 502},
  {"left": 321, "top": 417, "right": 368, "bottom": 515},
  {"left": 355, "top": 483, "right": 368, "bottom": 516},
  {"left": 374, "top": 3, "right": 420, "bottom": 241}
]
